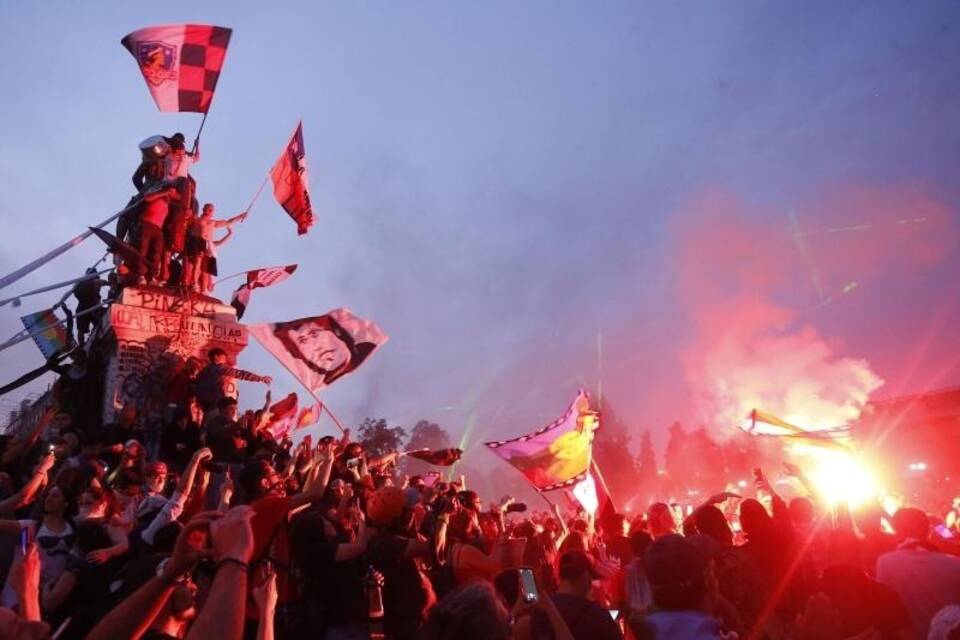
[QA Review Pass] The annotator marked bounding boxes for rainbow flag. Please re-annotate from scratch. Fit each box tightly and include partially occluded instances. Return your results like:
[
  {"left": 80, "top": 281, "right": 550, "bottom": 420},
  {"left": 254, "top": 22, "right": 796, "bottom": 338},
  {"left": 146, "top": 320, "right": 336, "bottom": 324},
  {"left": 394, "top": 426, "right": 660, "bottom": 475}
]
[{"left": 20, "top": 309, "right": 71, "bottom": 359}]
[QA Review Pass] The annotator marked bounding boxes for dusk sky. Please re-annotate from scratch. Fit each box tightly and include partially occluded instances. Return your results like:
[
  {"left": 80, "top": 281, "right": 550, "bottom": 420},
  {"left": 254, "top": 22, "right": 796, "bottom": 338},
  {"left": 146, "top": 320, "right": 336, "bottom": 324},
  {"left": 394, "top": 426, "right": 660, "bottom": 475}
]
[{"left": 2, "top": 1, "right": 959, "bottom": 467}]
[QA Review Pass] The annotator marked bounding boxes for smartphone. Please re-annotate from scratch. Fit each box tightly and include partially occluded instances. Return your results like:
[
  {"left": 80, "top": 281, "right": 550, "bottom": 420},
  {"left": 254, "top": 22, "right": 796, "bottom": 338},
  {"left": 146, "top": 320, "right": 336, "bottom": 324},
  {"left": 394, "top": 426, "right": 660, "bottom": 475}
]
[
  {"left": 346, "top": 457, "right": 361, "bottom": 469},
  {"left": 518, "top": 567, "right": 539, "bottom": 604},
  {"left": 934, "top": 524, "right": 955, "bottom": 539},
  {"left": 20, "top": 527, "right": 30, "bottom": 554}
]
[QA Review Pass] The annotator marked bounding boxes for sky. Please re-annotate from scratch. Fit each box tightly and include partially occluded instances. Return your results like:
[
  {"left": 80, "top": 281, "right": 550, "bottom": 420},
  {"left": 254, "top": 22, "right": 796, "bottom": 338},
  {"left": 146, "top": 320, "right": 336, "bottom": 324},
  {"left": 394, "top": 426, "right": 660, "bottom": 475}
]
[{"left": 1, "top": 1, "right": 959, "bottom": 468}]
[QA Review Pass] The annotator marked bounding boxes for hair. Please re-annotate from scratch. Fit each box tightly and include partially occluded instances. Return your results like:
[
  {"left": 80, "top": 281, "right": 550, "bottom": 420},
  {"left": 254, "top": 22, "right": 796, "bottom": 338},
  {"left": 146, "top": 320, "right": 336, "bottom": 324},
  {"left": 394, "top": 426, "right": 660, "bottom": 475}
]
[
  {"left": 237, "top": 459, "right": 273, "bottom": 503},
  {"left": 207, "top": 348, "right": 226, "bottom": 361},
  {"left": 892, "top": 507, "right": 930, "bottom": 541},
  {"left": 217, "top": 396, "right": 238, "bottom": 411},
  {"left": 739, "top": 498, "right": 772, "bottom": 539},
  {"left": 272, "top": 315, "right": 375, "bottom": 385},
  {"left": 422, "top": 581, "right": 511, "bottom": 640},
  {"left": 630, "top": 530, "right": 653, "bottom": 556},
  {"left": 694, "top": 505, "right": 733, "bottom": 546}
]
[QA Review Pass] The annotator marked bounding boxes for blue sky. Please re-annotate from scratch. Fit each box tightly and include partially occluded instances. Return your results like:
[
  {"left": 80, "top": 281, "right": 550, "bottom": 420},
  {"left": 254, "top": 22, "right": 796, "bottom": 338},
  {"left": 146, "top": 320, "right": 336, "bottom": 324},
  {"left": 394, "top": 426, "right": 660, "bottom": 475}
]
[{"left": 1, "top": 2, "right": 959, "bottom": 462}]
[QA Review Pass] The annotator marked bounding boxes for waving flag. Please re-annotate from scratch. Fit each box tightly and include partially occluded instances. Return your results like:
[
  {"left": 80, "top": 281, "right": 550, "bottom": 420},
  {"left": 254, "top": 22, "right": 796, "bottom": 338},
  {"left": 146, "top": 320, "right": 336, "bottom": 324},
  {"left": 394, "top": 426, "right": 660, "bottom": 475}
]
[
  {"left": 20, "top": 309, "right": 72, "bottom": 359},
  {"left": 485, "top": 390, "right": 600, "bottom": 491},
  {"left": 405, "top": 448, "right": 463, "bottom": 467},
  {"left": 740, "top": 409, "right": 851, "bottom": 451},
  {"left": 296, "top": 402, "right": 322, "bottom": 430},
  {"left": 271, "top": 122, "right": 315, "bottom": 235},
  {"left": 122, "top": 24, "right": 232, "bottom": 113},
  {"left": 249, "top": 309, "right": 387, "bottom": 394},
  {"left": 263, "top": 392, "right": 299, "bottom": 441},
  {"left": 230, "top": 264, "right": 298, "bottom": 320}
]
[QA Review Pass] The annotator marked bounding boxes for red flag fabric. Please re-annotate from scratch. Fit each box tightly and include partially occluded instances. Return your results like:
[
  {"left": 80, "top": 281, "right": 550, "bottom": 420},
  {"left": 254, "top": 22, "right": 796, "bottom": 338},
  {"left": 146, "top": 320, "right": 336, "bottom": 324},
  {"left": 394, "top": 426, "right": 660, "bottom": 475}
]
[
  {"left": 270, "top": 122, "right": 315, "bottom": 235},
  {"left": 484, "top": 390, "right": 599, "bottom": 491},
  {"left": 404, "top": 448, "right": 463, "bottom": 467},
  {"left": 248, "top": 309, "right": 388, "bottom": 394},
  {"left": 265, "top": 392, "right": 299, "bottom": 441},
  {"left": 296, "top": 402, "right": 322, "bottom": 430},
  {"left": 121, "top": 24, "right": 232, "bottom": 113},
  {"left": 230, "top": 264, "right": 298, "bottom": 320}
]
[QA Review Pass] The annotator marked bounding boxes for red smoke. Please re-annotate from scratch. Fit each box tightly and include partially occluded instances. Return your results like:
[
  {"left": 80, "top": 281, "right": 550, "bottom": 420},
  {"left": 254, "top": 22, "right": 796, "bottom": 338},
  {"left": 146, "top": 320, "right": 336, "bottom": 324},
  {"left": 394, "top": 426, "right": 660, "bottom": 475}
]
[{"left": 672, "top": 183, "right": 957, "bottom": 433}]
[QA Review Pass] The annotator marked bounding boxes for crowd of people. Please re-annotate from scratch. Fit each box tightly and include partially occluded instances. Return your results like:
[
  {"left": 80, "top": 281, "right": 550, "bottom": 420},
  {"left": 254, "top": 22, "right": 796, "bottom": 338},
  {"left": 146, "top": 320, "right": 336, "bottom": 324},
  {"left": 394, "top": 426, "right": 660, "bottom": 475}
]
[{"left": 0, "top": 368, "right": 959, "bottom": 640}]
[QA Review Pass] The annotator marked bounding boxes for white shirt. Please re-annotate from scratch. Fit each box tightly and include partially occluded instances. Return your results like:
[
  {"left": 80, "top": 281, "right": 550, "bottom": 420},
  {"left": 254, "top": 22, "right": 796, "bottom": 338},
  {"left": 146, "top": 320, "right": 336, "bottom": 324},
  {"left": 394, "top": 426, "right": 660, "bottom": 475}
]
[{"left": 876, "top": 543, "right": 960, "bottom": 639}]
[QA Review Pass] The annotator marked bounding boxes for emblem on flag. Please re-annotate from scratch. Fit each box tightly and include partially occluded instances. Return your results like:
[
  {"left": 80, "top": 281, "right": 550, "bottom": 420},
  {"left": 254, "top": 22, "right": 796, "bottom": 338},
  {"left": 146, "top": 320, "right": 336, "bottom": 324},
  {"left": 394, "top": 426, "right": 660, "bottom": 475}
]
[
  {"left": 248, "top": 309, "right": 388, "bottom": 394},
  {"left": 20, "top": 309, "right": 73, "bottom": 360},
  {"left": 271, "top": 122, "right": 315, "bottom": 235},
  {"left": 122, "top": 24, "right": 232, "bottom": 113}
]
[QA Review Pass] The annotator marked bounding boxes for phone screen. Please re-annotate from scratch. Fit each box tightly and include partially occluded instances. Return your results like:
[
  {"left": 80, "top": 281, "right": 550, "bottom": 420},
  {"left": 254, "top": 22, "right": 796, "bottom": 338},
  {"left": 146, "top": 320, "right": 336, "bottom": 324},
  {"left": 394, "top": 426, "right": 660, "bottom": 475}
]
[
  {"left": 519, "top": 567, "right": 538, "bottom": 604},
  {"left": 609, "top": 609, "right": 619, "bottom": 620}
]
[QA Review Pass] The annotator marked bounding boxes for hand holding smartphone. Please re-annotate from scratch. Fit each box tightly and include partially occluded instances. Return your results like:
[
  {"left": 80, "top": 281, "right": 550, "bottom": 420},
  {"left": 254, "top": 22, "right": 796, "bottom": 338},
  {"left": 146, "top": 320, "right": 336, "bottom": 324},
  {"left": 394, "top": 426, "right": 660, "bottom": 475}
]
[{"left": 518, "top": 567, "right": 539, "bottom": 604}]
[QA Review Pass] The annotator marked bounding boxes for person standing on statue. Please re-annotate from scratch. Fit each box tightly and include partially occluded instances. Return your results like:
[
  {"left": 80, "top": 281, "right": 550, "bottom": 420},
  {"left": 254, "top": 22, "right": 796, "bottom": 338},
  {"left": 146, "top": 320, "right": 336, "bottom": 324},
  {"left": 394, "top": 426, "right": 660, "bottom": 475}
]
[
  {"left": 183, "top": 203, "right": 246, "bottom": 292},
  {"left": 161, "top": 175, "right": 196, "bottom": 285},
  {"left": 195, "top": 348, "right": 271, "bottom": 415},
  {"left": 72, "top": 268, "right": 108, "bottom": 344},
  {"left": 164, "top": 133, "right": 199, "bottom": 180},
  {"left": 138, "top": 184, "right": 180, "bottom": 285}
]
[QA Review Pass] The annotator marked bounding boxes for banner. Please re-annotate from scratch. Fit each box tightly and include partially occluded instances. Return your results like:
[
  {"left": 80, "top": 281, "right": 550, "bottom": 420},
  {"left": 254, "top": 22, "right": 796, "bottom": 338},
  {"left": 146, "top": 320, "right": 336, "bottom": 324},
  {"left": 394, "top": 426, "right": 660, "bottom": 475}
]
[
  {"left": 249, "top": 308, "right": 388, "bottom": 394},
  {"left": 270, "top": 122, "right": 315, "bottom": 235},
  {"left": 121, "top": 24, "right": 232, "bottom": 113},
  {"left": 484, "top": 390, "right": 600, "bottom": 491},
  {"left": 265, "top": 392, "right": 299, "bottom": 441},
  {"left": 296, "top": 401, "right": 322, "bottom": 430},
  {"left": 20, "top": 309, "right": 72, "bottom": 359},
  {"left": 741, "top": 408, "right": 850, "bottom": 451},
  {"left": 230, "top": 264, "right": 298, "bottom": 320}
]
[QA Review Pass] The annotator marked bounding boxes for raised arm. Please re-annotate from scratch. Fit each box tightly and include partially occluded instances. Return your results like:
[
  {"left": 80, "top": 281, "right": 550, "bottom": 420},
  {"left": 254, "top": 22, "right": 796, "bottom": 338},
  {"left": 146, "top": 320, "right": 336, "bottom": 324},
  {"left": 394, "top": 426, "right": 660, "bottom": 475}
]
[
  {"left": 0, "top": 452, "right": 55, "bottom": 513},
  {"left": 1, "top": 407, "right": 55, "bottom": 467},
  {"left": 288, "top": 443, "right": 336, "bottom": 511},
  {"left": 86, "top": 512, "right": 219, "bottom": 640},
  {"left": 186, "top": 507, "right": 255, "bottom": 640}
]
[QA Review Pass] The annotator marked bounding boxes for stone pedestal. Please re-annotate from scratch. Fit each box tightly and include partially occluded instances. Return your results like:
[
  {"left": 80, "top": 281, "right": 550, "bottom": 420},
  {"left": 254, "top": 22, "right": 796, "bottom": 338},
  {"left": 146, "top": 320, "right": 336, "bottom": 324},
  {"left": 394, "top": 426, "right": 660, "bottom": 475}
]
[{"left": 100, "top": 286, "right": 247, "bottom": 424}]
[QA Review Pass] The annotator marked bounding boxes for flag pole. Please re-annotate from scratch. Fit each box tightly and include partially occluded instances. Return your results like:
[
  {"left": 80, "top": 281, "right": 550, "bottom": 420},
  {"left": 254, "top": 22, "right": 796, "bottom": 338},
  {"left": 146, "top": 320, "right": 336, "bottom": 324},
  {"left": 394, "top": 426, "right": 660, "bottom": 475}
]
[
  {"left": 590, "top": 458, "right": 617, "bottom": 512},
  {"left": 244, "top": 174, "right": 271, "bottom": 214},
  {"left": 534, "top": 487, "right": 556, "bottom": 508},
  {"left": 192, "top": 112, "right": 209, "bottom": 155}
]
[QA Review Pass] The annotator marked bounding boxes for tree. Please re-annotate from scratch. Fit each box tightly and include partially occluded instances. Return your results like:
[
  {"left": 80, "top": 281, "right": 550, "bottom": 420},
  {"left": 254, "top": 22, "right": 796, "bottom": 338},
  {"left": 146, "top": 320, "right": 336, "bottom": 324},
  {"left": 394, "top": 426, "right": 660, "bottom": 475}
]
[
  {"left": 403, "top": 419, "right": 452, "bottom": 476},
  {"left": 357, "top": 417, "right": 407, "bottom": 458},
  {"left": 406, "top": 420, "right": 451, "bottom": 451},
  {"left": 637, "top": 428, "right": 658, "bottom": 484},
  {"left": 592, "top": 396, "right": 637, "bottom": 510}
]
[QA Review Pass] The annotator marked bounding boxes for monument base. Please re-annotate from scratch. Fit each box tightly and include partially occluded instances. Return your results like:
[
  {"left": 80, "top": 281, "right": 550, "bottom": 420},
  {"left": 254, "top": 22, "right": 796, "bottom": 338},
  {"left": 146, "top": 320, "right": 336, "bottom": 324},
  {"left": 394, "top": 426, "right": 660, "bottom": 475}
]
[{"left": 100, "top": 286, "right": 248, "bottom": 424}]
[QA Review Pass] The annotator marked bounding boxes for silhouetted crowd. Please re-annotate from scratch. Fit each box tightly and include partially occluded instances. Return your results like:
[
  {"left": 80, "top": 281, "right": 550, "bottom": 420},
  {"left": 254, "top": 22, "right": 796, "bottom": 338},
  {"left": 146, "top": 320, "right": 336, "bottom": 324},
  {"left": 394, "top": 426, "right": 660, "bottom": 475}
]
[{"left": 1, "top": 378, "right": 960, "bottom": 640}]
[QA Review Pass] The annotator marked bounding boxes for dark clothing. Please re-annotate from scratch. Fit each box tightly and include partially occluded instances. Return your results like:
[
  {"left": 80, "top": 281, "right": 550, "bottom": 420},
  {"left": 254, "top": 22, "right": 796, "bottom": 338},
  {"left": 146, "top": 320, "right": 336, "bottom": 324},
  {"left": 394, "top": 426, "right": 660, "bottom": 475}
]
[
  {"left": 289, "top": 507, "right": 367, "bottom": 635},
  {"left": 206, "top": 417, "right": 248, "bottom": 463},
  {"left": 532, "top": 592, "right": 623, "bottom": 640},
  {"left": 56, "top": 556, "right": 117, "bottom": 639},
  {"left": 102, "top": 421, "right": 147, "bottom": 466},
  {"left": 159, "top": 420, "right": 202, "bottom": 472},
  {"left": 368, "top": 533, "right": 435, "bottom": 640},
  {"left": 818, "top": 566, "right": 912, "bottom": 640},
  {"left": 196, "top": 363, "right": 261, "bottom": 412}
]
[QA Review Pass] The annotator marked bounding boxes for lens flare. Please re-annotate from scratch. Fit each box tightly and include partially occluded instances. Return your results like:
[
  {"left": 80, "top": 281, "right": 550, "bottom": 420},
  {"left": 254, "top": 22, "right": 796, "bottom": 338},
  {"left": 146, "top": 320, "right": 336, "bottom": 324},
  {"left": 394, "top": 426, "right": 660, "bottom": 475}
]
[{"left": 791, "top": 443, "right": 880, "bottom": 507}]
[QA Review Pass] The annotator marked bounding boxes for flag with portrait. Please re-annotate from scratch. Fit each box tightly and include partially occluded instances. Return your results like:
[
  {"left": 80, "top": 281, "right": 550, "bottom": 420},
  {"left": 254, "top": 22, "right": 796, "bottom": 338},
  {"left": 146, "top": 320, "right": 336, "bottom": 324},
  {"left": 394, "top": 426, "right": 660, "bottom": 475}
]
[{"left": 248, "top": 309, "right": 388, "bottom": 394}]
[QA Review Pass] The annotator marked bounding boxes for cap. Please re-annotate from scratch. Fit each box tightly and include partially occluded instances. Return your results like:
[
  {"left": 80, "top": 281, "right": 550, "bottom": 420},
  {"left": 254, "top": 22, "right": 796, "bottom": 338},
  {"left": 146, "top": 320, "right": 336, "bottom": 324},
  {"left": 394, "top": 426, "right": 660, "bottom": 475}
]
[
  {"left": 557, "top": 549, "right": 600, "bottom": 580},
  {"left": 367, "top": 486, "right": 406, "bottom": 525}
]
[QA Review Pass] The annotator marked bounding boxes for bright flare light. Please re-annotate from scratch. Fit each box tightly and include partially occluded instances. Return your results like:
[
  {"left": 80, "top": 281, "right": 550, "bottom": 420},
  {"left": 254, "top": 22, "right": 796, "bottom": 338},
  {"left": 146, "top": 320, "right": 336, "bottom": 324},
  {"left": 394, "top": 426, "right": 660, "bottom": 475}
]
[{"left": 793, "top": 445, "right": 880, "bottom": 507}]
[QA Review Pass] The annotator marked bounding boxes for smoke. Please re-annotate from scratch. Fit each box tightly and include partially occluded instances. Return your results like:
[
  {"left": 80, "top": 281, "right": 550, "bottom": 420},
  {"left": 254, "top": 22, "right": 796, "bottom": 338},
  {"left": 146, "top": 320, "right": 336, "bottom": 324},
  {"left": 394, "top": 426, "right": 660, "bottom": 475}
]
[{"left": 671, "top": 184, "right": 958, "bottom": 433}]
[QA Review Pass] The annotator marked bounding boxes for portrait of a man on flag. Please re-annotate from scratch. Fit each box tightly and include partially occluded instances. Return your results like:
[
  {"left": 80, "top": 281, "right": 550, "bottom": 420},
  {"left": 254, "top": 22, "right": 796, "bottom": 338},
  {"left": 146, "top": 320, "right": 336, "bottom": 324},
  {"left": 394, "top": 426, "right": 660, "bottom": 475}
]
[{"left": 248, "top": 308, "right": 387, "bottom": 394}]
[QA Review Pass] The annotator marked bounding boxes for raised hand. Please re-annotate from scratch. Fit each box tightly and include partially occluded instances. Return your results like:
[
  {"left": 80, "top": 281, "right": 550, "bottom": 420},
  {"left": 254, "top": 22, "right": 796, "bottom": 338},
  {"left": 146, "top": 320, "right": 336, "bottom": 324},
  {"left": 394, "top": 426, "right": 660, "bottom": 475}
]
[{"left": 209, "top": 505, "right": 255, "bottom": 563}]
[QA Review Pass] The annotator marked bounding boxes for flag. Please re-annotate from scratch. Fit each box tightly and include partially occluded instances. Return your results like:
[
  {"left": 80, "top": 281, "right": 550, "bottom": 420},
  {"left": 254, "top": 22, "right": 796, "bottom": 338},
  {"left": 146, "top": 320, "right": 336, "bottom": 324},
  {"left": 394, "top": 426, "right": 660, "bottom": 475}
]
[
  {"left": 405, "top": 448, "right": 463, "bottom": 467},
  {"left": 248, "top": 309, "right": 388, "bottom": 394},
  {"left": 121, "top": 24, "right": 232, "bottom": 113},
  {"left": 421, "top": 471, "right": 442, "bottom": 488},
  {"left": 264, "top": 392, "right": 298, "bottom": 441},
  {"left": 230, "top": 264, "right": 298, "bottom": 320},
  {"left": 741, "top": 409, "right": 851, "bottom": 451},
  {"left": 20, "top": 309, "right": 72, "bottom": 359},
  {"left": 270, "top": 122, "right": 315, "bottom": 235},
  {"left": 296, "top": 401, "right": 322, "bottom": 430},
  {"left": 484, "top": 390, "right": 600, "bottom": 491}
]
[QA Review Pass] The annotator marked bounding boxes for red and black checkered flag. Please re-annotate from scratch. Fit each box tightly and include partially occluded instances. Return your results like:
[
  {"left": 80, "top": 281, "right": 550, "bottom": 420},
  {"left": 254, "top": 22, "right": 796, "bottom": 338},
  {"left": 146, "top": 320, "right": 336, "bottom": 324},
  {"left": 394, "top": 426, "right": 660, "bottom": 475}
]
[{"left": 122, "top": 24, "right": 232, "bottom": 113}]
